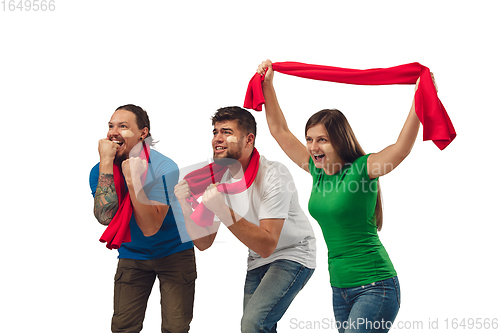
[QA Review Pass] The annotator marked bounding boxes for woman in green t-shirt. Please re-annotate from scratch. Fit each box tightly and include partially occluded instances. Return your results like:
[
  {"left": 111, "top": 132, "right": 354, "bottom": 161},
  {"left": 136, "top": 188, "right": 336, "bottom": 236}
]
[{"left": 256, "top": 59, "right": 436, "bottom": 333}]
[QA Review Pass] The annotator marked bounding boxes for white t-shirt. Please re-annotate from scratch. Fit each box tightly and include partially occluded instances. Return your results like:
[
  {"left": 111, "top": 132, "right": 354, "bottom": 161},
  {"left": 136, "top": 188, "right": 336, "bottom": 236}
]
[{"left": 219, "top": 156, "right": 316, "bottom": 271}]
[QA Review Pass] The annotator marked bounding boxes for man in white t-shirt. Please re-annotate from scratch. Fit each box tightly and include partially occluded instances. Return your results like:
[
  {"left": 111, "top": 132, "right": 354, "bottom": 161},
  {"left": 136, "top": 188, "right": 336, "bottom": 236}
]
[{"left": 174, "top": 106, "right": 316, "bottom": 333}]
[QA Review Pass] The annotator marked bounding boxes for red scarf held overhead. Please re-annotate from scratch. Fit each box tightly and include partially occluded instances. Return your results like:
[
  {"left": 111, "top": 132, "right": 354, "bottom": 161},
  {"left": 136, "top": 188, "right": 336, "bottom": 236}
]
[
  {"left": 243, "top": 62, "right": 456, "bottom": 150},
  {"left": 183, "top": 148, "right": 260, "bottom": 227},
  {"left": 99, "top": 142, "right": 150, "bottom": 250}
]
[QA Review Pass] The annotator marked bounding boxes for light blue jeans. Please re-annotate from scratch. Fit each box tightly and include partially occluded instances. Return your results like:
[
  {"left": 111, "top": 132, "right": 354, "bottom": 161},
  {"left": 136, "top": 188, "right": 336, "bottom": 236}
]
[
  {"left": 332, "top": 276, "right": 401, "bottom": 333},
  {"left": 242, "top": 259, "right": 315, "bottom": 333}
]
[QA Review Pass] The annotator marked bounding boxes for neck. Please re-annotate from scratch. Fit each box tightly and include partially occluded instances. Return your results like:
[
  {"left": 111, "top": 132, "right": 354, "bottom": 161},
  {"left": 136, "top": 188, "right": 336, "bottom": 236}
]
[
  {"left": 228, "top": 148, "right": 253, "bottom": 178},
  {"left": 324, "top": 160, "right": 345, "bottom": 176}
]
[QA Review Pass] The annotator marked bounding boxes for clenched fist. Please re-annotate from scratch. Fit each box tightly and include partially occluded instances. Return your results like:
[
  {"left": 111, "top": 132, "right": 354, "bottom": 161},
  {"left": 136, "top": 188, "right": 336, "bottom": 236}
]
[
  {"left": 202, "top": 183, "right": 227, "bottom": 215},
  {"left": 122, "top": 157, "right": 148, "bottom": 184},
  {"left": 174, "top": 180, "right": 192, "bottom": 202},
  {"left": 98, "top": 138, "right": 119, "bottom": 162}
]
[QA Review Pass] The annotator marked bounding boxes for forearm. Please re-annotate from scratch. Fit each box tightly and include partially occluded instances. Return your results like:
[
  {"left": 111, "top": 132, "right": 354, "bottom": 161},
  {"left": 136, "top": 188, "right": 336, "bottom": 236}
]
[
  {"left": 218, "top": 209, "right": 279, "bottom": 258},
  {"left": 201, "top": 178, "right": 282, "bottom": 257},
  {"left": 127, "top": 181, "right": 168, "bottom": 237},
  {"left": 262, "top": 81, "right": 290, "bottom": 136},
  {"left": 180, "top": 202, "right": 218, "bottom": 251},
  {"left": 99, "top": 159, "right": 114, "bottom": 174},
  {"left": 394, "top": 99, "right": 421, "bottom": 158},
  {"left": 262, "top": 81, "right": 310, "bottom": 171},
  {"left": 93, "top": 172, "right": 119, "bottom": 225},
  {"left": 367, "top": 99, "right": 422, "bottom": 178}
]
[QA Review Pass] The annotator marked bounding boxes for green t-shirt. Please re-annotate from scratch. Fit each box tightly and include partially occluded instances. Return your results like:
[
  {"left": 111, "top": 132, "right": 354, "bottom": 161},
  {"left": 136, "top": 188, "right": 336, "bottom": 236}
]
[{"left": 308, "top": 154, "right": 396, "bottom": 288}]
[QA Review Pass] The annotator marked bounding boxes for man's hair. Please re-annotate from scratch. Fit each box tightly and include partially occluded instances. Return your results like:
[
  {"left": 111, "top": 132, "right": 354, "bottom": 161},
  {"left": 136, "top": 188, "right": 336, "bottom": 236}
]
[
  {"left": 211, "top": 106, "right": 257, "bottom": 143},
  {"left": 115, "top": 104, "right": 152, "bottom": 140}
]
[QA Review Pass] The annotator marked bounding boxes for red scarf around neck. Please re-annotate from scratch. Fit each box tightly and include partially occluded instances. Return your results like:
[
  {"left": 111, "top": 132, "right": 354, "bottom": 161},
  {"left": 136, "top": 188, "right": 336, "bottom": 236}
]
[
  {"left": 183, "top": 148, "right": 260, "bottom": 227},
  {"left": 99, "top": 142, "right": 150, "bottom": 249},
  {"left": 243, "top": 62, "right": 456, "bottom": 150}
]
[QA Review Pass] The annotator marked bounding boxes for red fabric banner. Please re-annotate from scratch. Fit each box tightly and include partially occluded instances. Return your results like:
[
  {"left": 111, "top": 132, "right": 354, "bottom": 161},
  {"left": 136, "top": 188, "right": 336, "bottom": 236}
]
[
  {"left": 184, "top": 149, "right": 260, "bottom": 227},
  {"left": 244, "top": 62, "right": 456, "bottom": 150},
  {"left": 99, "top": 142, "right": 150, "bottom": 249}
]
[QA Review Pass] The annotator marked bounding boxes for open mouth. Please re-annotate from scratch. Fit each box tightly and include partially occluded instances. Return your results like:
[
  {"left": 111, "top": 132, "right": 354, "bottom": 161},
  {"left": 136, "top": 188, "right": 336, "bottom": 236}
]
[
  {"left": 313, "top": 154, "right": 325, "bottom": 161},
  {"left": 214, "top": 146, "right": 227, "bottom": 153},
  {"left": 112, "top": 140, "right": 124, "bottom": 147}
]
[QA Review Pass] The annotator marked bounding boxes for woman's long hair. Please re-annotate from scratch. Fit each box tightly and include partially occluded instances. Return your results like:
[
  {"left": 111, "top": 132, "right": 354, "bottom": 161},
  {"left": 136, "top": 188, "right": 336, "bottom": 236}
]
[{"left": 305, "top": 109, "right": 383, "bottom": 231}]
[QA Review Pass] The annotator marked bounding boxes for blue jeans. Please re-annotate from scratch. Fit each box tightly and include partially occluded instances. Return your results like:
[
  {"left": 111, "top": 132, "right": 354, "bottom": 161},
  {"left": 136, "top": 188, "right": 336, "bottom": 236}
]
[
  {"left": 332, "top": 276, "right": 401, "bottom": 333},
  {"left": 242, "top": 259, "right": 314, "bottom": 333}
]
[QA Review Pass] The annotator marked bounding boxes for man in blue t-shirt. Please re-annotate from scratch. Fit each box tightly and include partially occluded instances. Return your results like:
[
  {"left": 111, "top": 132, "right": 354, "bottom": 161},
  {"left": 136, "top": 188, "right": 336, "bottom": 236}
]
[{"left": 89, "top": 104, "right": 195, "bottom": 333}]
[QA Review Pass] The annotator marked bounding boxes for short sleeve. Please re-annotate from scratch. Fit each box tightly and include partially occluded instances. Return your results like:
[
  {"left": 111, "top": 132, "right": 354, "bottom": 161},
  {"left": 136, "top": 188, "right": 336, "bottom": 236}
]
[
  {"left": 258, "top": 163, "right": 292, "bottom": 221},
  {"left": 351, "top": 154, "right": 378, "bottom": 181},
  {"left": 89, "top": 162, "right": 100, "bottom": 197},
  {"left": 143, "top": 151, "right": 180, "bottom": 205}
]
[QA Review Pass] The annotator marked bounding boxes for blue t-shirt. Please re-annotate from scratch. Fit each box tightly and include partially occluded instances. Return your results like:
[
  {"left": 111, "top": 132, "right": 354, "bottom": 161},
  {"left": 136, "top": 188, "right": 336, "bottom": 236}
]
[{"left": 89, "top": 149, "right": 193, "bottom": 260}]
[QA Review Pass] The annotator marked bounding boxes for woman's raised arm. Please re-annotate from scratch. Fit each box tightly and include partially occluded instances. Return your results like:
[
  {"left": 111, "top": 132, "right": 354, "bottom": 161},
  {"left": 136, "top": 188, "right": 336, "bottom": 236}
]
[
  {"left": 367, "top": 74, "right": 438, "bottom": 179},
  {"left": 258, "top": 60, "right": 311, "bottom": 173}
]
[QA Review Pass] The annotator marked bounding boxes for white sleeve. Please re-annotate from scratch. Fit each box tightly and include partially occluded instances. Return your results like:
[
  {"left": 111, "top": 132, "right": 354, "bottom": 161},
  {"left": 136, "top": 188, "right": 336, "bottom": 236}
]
[{"left": 258, "top": 164, "right": 292, "bottom": 220}]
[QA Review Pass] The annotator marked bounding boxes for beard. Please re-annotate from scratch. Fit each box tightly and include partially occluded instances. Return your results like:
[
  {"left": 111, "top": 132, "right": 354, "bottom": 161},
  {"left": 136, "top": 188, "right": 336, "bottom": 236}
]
[
  {"left": 113, "top": 152, "right": 127, "bottom": 166},
  {"left": 113, "top": 146, "right": 133, "bottom": 166},
  {"left": 213, "top": 147, "right": 242, "bottom": 166},
  {"left": 114, "top": 141, "right": 145, "bottom": 166}
]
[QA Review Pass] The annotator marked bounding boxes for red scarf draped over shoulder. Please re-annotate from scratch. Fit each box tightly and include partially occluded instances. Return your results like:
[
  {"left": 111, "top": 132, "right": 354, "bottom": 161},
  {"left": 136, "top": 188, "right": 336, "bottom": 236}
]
[
  {"left": 99, "top": 142, "right": 150, "bottom": 249},
  {"left": 183, "top": 148, "right": 260, "bottom": 227},
  {"left": 244, "top": 62, "right": 456, "bottom": 150}
]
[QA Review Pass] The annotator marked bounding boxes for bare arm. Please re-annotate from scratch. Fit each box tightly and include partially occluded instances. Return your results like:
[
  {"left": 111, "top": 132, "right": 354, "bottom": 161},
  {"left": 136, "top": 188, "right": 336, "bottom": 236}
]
[
  {"left": 174, "top": 180, "right": 219, "bottom": 251},
  {"left": 93, "top": 172, "right": 119, "bottom": 225},
  {"left": 93, "top": 139, "right": 120, "bottom": 225},
  {"left": 367, "top": 75, "right": 437, "bottom": 178},
  {"left": 202, "top": 184, "right": 284, "bottom": 258},
  {"left": 123, "top": 157, "right": 169, "bottom": 237},
  {"left": 258, "top": 60, "right": 311, "bottom": 173},
  {"left": 224, "top": 213, "right": 284, "bottom": 259}
]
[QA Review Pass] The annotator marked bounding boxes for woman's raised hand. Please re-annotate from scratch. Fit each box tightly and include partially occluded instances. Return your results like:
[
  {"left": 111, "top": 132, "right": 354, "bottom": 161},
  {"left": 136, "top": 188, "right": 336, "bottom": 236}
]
[
  {"left": 257, "top": 59, "right": 274, "bottom": 84},
  {"left": 431, "top": 72, "right": 438, "bottom": 92},
  {"left": 415, "top": 72, "right": 438, "bottom": 92}
]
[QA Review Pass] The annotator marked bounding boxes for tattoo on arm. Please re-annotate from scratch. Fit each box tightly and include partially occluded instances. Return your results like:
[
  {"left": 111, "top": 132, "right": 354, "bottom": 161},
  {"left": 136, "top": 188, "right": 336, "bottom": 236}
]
[{"left": 94, "top": 173, "right": 119, "bottom": 225}]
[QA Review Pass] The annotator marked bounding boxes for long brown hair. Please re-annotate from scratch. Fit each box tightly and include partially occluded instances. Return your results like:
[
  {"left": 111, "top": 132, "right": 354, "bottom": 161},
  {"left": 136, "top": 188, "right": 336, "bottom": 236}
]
[{"left": 305, "top": 109, "right": 383, "bottom": 231}]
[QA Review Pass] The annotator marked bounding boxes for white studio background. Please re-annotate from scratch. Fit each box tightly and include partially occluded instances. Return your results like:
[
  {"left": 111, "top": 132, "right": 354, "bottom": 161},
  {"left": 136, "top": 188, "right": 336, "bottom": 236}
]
[{"left": 1, "top": 1, "right": 498, "bottom": 332}]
